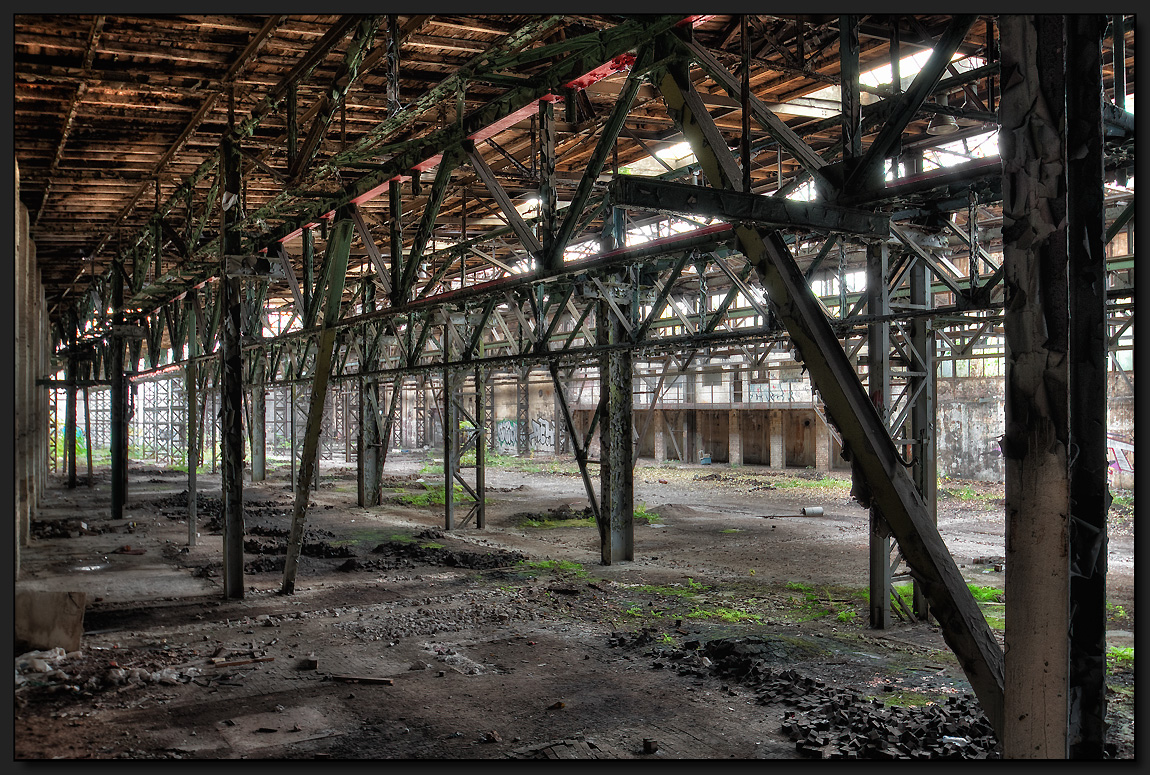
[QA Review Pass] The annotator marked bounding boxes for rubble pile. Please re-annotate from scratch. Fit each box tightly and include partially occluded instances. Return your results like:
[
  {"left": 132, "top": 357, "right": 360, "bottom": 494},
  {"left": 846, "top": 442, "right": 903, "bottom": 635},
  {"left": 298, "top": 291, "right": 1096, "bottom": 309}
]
[
  {"left": 15, "top": 646, "right": 205, "bottom": 706},
  {"left": 368, "top": 530, "right": 528, "bottom": 571},
  {"left": 30, "top": 519, "right": 106, "bottom": 539},
  {"left": 512, "top": 503, "right": 596, "bottom": 524},
  {"left": 608, "top": 631, "right": 1001, "bottom": 759}
]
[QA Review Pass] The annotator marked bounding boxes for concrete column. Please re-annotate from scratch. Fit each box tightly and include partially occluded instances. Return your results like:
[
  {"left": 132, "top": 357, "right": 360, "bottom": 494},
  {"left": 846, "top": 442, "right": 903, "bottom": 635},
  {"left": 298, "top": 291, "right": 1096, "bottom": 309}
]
[
  {"left": 814, "top": 417, "right": 830, "bottom": 472},
  {"left": 653, "top": 413, "right": 666, "bottom": 463},
  {"left": 1000, "top": 15, "right": 1071, "bottom": 758},
  {"left": 1065, "top": 14, "right": 1109, "bottom": 758},
  {"left": 769, "top": 409, "right": 786, "bottom": 469},
  {"left": 728, "top": 409, "right": 743, "bottom": 466}
]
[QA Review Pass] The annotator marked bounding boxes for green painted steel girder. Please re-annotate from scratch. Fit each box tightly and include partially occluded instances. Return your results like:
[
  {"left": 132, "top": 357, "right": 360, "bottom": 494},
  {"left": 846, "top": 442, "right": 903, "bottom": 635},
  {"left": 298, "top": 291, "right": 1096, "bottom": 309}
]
[{"left": 260, "top": 15, "right": 690, "bottom": 249}]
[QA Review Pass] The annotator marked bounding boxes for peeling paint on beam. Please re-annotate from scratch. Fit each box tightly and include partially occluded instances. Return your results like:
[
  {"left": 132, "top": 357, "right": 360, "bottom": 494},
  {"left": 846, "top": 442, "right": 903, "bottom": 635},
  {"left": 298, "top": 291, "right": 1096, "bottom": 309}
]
[{"left": 611, "top": 176, "right": 889, "bottom": 237}]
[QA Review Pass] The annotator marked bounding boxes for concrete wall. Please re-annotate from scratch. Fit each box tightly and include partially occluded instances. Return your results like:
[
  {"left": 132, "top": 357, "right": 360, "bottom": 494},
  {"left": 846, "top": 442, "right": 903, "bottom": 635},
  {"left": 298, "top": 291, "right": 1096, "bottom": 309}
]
[
  {"left": 936, "top": 377, "right": 1006, "bottom": 482},
  {"left": 382, "top": 363, "right": 1130, "bottom": 488},
  {"left": 528, "top": 375, "right": 557, "bottom": 453},
  {"left": 740, "top": 410, "right": 770, "bottom": 465},
  {"left": 489, "top": 370, "right": 558, "bottom": 456},
  {"left": 785, "top": 409, "right": 817, "bottom": 468},
  {"left": 1106, "top": 371, "right": 1135, "bottom": 491},
  {"left": 935, "top": 372, "right": 1135, "bottom": 486},
  {"left": 696, "top": 409, "right": 729, "bottom": 463}
]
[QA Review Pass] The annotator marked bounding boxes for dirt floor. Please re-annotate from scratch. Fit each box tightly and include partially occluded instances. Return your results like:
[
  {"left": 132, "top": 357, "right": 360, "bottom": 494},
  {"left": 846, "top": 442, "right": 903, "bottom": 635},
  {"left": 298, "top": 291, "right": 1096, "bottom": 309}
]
[{"left": 12, "top": 452, "right": 1136, "bottom": 760}]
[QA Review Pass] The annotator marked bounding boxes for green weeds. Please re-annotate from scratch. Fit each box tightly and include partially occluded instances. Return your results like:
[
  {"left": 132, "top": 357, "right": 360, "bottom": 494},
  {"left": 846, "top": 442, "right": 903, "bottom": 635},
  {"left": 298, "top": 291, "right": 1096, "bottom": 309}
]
[
  {"left": 783, "top": 582, "right": 865, "bottom": 623},
  {"left": 686, "top": 606, "right": 762, "bottom": 624},
  {"left": 518, "top": 559, "right": 587, "bottom": 578},
  {"left": 519, "top": 513, "right": 596, "bottom": 529},
  {"left": 633, "top": 502, "right": 660, "bottom": 524},
  {"left": 1107, "top": 646, "right": 1133, "bottom": 670},
  {"left": 966, "top": 583, "right": 1003, "bottom": 603},
  {"left": 771, "top": 474, "right": 847, "bottom": 491},
  {"left": 397, "top": 483, "right": 475, "bottom": 507},
  {"left": 1107, "top": 601, "right": 1129, "bottom": 622}
]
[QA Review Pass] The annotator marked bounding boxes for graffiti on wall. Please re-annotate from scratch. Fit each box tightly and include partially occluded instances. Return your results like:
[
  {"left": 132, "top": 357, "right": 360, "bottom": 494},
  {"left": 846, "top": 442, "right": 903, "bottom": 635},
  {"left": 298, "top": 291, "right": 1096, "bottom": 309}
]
[
  {"left": 1107, "top": 434, "right": 1134, "bottom": 476},
  {"left": 746, "top": 383, "right": 813, "bottom": 404},
  {"left": 495, "top": 420, "right": 518, "bottom": 451},
  {"left": 530, "top": 416, "right": 555, "bottom": 450}
]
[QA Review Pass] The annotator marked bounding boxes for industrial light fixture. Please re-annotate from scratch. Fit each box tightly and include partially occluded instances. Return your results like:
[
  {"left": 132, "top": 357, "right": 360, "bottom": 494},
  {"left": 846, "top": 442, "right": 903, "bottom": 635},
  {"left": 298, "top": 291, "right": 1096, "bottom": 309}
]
[
  {"left": 954, "top": 98, "right": 982, "bottom": 128},
  {"left": 926, "top": 111, "right": 959, "bottom": 136},
  {"left": 926, "top": 91, "right": 960, "bottom": 136}
]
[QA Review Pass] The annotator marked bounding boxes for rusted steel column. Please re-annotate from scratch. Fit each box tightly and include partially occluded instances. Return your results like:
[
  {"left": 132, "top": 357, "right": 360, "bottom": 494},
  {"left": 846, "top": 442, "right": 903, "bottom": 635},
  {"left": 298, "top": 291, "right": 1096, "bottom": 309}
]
[
  {"left": 110, "top": 259, "right": 128, "bottom": 520},
  {"left": 358, "top": 281, "right": 382, "bottom": 507},
  {"left": 1111, "top": 15, "right": 1127, "bottom": 187},
  {"left": 553, "top": 371, "right": 569, "bottom": 455},
  {"left": 598, "top": 286, "right": 633, "bottom": 564},
  {"left": 83, "top": 386, "right": 93, "bottom": 486},
  {"left": 281, "top": 213, "right": 353, "bottom": 595},
  {"left": 515, "top": 366, "right": 529, "bottom": 456},
  {"left": 358, "top": 377, "right": 383, "bottom": 507},
  {"left": 388, "top": 179, "right": 403, "bottom": 307},
  {"left": 443, "top": 367, "right": 457, "bottom": 531},
  {"left": 550, "top": 361, "right": 601, "bottom": 524},
  {"left": 39, "top": 278, "right": 49, "bottom": 507},
  {"left": 867, "top": 241, "right": 892, "bottom": 630},
  {"left": 65, "top": 333, "right": 78, "bottom": 489},
  {"left": 909, "top": 249, "right": 937, "bottom": 621},
  {"left": 538, "top": 98, "right": 559, "bottom": 271},
  {"left": 250, "top": 349, "right": 267, "bottom": 482},
  {"left": 186, "top": 292, "right": 199, "bottom": 546},
  {"left": 1065, "top": 14, "right": 1109, "bottom": 759},
  {"left": 839, "top": 14, "right": 863, "bottom": 163},
  {"left": 1000, "top": 15, "right": 1070, "bottom": 758},
  {"left": 220, "top": 133, "right": 246, "bottom": 599},
  {"left": 474, "top": 366, "right": 486, "bottom": 529}
]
